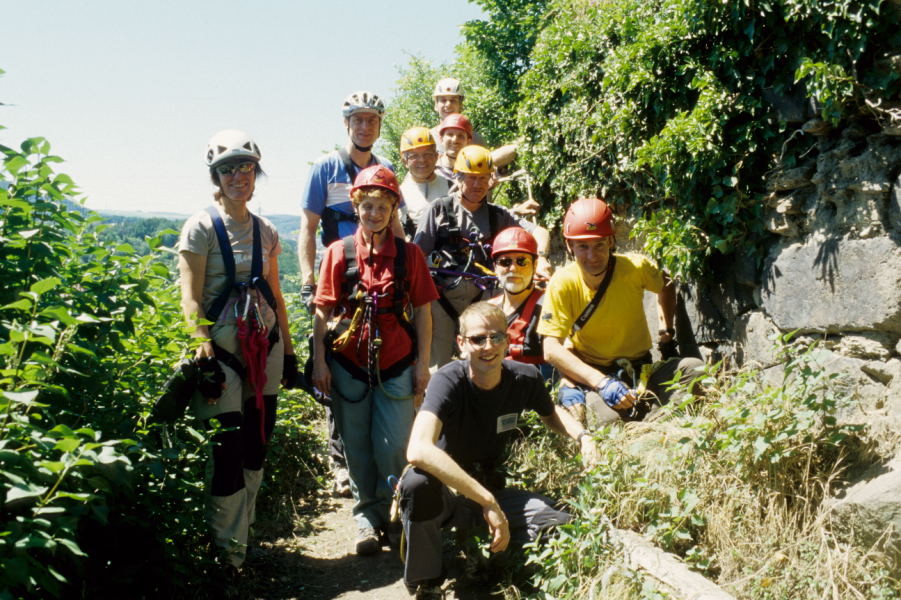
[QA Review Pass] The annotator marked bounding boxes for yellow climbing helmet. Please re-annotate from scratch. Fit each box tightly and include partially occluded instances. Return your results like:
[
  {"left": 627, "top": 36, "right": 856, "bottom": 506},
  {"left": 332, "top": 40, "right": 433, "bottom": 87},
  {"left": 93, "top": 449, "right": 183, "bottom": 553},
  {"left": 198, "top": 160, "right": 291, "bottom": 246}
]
[
  {"left": 453, "top": 145, "right": 494, "bottom": 175},
  {"left": 399, "top": 127, "right": 435, "bottom": 153}
]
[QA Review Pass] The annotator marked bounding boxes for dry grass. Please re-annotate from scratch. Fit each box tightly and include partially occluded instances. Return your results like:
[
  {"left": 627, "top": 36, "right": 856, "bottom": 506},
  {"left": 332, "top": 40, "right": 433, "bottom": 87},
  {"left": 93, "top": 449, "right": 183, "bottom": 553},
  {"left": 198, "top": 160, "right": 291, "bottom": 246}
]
[{"left": 507, "top": 348, "right": 900, "bottom": 599}]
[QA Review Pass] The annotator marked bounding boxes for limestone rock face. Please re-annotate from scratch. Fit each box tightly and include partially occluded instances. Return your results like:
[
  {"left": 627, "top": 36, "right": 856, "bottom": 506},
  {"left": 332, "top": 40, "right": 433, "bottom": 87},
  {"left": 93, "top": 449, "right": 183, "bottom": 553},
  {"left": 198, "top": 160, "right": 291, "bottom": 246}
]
[
  {"left": 761, "top": 237, "right": 901, "bottom": 334},
  {"left": 830, "top": 456, "right": 901, "bottom": 566}
]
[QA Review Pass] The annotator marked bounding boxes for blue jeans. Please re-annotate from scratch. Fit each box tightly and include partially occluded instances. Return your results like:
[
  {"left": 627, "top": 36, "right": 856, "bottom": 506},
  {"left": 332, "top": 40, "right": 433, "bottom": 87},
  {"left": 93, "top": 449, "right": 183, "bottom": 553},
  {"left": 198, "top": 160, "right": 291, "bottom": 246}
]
[{"left": 329, "top": 360, "right": 415, "bottom": 530}]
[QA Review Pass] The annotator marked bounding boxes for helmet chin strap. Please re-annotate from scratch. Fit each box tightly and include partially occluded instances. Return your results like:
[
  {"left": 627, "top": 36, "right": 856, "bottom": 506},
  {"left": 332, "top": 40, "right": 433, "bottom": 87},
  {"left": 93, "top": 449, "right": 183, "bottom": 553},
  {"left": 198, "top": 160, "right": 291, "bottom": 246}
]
[{"left": 353, "top": 142, "right": 373, "bottom": 152}]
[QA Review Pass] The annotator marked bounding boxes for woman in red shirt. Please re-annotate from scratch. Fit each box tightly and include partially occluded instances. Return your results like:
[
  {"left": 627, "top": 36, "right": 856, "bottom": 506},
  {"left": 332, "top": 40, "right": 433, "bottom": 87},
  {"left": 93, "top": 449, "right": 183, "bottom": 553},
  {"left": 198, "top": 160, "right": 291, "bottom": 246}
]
[{"left": 312, "top": 165, "right": 438, "bottom": 556}]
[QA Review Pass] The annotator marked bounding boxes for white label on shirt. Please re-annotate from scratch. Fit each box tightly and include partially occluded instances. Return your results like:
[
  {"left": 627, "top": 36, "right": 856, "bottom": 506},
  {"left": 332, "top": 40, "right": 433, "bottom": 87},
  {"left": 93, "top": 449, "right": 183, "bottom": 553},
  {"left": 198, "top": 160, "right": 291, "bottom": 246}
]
[{"left": 497, "top": 413, "right": 518, "bottom": 434}]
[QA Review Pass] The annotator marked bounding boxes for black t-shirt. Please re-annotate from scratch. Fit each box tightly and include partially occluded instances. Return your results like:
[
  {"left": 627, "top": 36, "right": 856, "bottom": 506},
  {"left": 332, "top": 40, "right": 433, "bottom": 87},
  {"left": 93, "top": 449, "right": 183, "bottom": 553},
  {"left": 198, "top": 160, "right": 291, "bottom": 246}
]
[{"left": 422, "top": 360, "right": 554, "bottom": 474}]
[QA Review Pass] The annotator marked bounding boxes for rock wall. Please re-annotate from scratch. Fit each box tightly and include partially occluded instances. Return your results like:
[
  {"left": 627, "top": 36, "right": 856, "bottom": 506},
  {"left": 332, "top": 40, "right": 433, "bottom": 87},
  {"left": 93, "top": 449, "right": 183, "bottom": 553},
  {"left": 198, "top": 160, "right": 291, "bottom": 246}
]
[{"left": 672, "top": 122, "right": 901, "bottom": 566}]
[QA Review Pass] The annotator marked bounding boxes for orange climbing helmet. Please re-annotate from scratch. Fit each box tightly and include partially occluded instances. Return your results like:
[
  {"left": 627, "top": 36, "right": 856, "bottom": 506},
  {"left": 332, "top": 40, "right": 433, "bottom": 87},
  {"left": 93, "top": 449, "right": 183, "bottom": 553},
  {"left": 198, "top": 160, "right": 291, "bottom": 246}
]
[
  {"left": 491, "top": 227, "right": 538, "bottom": 258},
  {"left": 563, "top": 197, "right": 615, "bottom": 239}
]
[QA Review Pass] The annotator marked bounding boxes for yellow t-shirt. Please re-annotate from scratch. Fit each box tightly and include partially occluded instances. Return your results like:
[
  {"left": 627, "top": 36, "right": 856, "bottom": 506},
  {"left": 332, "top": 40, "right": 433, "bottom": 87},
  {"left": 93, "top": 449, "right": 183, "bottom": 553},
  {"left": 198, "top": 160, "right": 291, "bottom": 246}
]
[{"left": 536, "top": 253, "right": 663, "bottom": 366}]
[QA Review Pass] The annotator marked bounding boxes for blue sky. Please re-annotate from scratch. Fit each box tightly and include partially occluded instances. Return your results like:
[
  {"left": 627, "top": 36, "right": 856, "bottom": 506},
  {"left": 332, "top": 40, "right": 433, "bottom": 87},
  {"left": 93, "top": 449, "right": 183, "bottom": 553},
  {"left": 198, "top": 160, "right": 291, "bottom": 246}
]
[{"left": 1, "top": 0, "right": 483, "bottom": 216}]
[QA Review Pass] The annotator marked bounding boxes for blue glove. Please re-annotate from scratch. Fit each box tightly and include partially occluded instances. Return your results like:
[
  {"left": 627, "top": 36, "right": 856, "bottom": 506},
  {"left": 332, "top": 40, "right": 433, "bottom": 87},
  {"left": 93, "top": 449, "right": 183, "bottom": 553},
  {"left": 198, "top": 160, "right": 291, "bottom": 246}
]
[{"left": 596, "top": 377, "right": 632, "bottom": 409}]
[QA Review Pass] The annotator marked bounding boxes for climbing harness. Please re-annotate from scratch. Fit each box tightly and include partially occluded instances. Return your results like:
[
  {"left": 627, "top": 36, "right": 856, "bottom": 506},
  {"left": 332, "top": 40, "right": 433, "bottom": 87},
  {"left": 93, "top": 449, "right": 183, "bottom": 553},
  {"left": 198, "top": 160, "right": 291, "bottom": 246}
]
[{"left": 205, "top": 205, "right": 279, "bottom": 441}]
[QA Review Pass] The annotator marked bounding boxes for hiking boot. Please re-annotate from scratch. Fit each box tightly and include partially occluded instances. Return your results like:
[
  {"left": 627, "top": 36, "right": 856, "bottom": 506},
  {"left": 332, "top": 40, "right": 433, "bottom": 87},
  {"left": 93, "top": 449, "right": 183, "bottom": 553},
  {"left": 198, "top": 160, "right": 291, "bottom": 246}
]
[
  {"left": 355, "top": 526, "right": 380, "bottom": 556},
  {"left": 414, "top": 584, "right": 445, "bottom": 599},
  {"left": 332, "top": 466, "right": 352, "bottom": 498},
  {"left": 379, "top": 522, "right": 403, "bottom": 549}
]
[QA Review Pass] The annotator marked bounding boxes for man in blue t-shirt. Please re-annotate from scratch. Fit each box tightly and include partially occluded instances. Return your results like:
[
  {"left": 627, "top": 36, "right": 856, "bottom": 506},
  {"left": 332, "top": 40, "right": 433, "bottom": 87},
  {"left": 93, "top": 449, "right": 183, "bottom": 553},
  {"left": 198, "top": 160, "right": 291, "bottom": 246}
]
[
  {"left": 298, "top": 90, "right": 404, "bottom": 303},
  {"left": 298, "top": 91, "right": 404, "bottom": 498},
  {"left": 398, "top": 302, "right": 598, "bottom": 599}
]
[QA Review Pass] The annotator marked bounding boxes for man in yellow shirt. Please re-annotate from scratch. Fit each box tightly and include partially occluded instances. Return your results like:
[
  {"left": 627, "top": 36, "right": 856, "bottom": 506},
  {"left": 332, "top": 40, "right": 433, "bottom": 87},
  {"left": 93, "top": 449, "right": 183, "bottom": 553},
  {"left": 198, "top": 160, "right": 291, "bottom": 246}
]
[{"left": 537, "top": 197, "right": 703, "bottom": 425}]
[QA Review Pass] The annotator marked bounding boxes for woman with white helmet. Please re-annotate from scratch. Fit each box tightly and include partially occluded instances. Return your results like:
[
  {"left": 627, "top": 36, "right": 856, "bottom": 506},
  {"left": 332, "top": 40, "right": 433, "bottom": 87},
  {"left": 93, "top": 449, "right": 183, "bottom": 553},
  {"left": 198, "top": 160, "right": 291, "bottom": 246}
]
[{"left": 177, "top": 129, "right": 296, "bottom": 574}]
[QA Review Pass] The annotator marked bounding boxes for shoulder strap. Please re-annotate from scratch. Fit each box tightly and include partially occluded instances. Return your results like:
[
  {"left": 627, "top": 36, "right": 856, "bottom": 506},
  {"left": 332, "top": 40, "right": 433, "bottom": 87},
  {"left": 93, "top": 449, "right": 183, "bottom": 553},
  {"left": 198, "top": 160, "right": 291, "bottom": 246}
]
[
  {"left": 340, "top": 235, "right": 359, "bottom": 297},
  {"left": 205, "top": 206, "right": 235, "bottom": 324},
  {"left": 337, "top": 147, "right": 359, "bottom": 183},
  {"left": 571, "top": 255, "right": 617, "bottom": 336},
  {"left": 507, "top": 289, "right": 542, "bottom": 357},
  {"left": 487, "top": 203, "right": 501, "bottom": 240},
  {"left": 249, "top": 214, "right": 277, "bottom": 310}
]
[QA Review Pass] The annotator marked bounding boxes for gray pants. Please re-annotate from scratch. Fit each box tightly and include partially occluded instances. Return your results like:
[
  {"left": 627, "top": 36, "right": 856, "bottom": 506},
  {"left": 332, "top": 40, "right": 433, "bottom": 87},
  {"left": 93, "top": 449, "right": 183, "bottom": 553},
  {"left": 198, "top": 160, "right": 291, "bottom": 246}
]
[
  {"left": 585, "top": 356, "right": 704, "bottom": 426},
  {"left": 398, "top": 467, "right": 570, "bottom": 588},
  {"left": 429, "top": 279, "right": 486, "bottom": 371}
]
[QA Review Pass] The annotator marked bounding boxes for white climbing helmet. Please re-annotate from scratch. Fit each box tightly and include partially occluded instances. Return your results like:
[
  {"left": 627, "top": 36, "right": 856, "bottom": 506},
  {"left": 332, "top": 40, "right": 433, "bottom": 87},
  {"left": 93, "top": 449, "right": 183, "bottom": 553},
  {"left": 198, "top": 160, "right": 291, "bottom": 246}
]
[
  {"left": 205, "top": 129, "right": 261, "bottom": 168},
  {"left": 432, "top": 77, "right": 464, "bottom": 98},
  {"left": 342, "top": 91, "right": 386, "bottom": 119}
]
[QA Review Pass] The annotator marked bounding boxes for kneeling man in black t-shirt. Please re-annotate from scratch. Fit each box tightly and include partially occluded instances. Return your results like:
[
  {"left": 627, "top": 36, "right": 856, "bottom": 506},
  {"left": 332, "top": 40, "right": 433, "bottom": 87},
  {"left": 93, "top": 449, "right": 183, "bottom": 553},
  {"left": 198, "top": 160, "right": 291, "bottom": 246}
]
[{"left": 399, "top": 302, "right": 599, "bottom": 599}]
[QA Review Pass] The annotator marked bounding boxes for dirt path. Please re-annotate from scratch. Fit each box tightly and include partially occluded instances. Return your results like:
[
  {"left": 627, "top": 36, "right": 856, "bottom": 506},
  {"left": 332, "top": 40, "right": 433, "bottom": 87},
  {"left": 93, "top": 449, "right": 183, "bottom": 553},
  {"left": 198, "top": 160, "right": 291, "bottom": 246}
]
[{"left": 246, "top": 496, "right": 410, "bottom": 599}]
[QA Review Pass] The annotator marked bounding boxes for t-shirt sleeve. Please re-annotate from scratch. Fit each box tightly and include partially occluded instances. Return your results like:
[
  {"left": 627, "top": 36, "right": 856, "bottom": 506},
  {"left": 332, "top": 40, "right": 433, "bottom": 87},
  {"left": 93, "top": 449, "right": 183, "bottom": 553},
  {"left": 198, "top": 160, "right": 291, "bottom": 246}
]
[
  {"left": 406, "top": 243, "right": 439, "bottom": 307},
  {"left": 301, "top": 159, "right": 328, "bottom": 215},
  {"left": 527, "top": 375, "right": 554, "bottom": 417},
  {"left": 420, "top": 366, "right": 457, "bottom": 423},
  {"left": 413, "top": 203, "right": 440, "bottom": 256},
  {"left": 535, "top": 274, "right": 577, "bottom": 340},
  {"left": 637, "top": 254, "right": 665, "bottom": 293},
  {"left": 179, "top": 212, "right": 212, "bottom": 256},
  {"left": 312, "top": 241, "right": 345, "bottom": 307}
]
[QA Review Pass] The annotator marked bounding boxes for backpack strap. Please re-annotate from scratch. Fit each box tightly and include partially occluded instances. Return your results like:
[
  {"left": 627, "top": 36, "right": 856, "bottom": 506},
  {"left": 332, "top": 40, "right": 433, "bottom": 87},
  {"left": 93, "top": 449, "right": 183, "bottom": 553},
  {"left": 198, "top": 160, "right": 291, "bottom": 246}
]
[
  {"left": 249, "top": 214, "right": 277, "bottom": 311},
  {"left": 506, "top": 288, "right": 544, "bottom": 364},
  {"left": 571, "top": 255, "right": 617, "bottom": 336},
  {"left": 205, "top": 206, "right": 235, "bottom": 324},
  {"left": 204, "top": 207, "right": 277, "bottom": 323},
  {"left": 340, "top": 235, "right": 359, "bottom": 298}
]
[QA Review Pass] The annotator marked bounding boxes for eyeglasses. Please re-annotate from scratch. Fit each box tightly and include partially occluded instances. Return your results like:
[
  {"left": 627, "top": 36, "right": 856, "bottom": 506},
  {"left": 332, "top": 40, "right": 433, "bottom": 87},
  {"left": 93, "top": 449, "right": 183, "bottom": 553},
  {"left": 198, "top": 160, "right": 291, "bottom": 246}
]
[
  {"left": 404, "top": 151, "right": 438, "bottom": 162},
  {"left": 494, "top": 256, "right": 531, "bottom": 268},
  {"left": 215, "top": 161, "right": 255, "bottom": 176},
  {"left": 463, "top": 332, "right": 507, "bottom": 347}
]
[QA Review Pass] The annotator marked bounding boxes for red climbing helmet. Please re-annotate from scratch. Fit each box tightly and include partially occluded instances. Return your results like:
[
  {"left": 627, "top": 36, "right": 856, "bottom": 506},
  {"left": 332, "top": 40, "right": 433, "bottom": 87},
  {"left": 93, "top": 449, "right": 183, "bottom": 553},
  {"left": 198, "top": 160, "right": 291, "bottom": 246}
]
[
  {"left": 438, "top": 113, "right": 473, "bottom": 138},
  {"left": 491, "top": 227, "right": 538, "bottom": 258},
  {"left": 350, "top": 165, "right": 400, "bottom": 200},
  {"left": 563, "top": 197, "right": 615, "bottom": 239}
]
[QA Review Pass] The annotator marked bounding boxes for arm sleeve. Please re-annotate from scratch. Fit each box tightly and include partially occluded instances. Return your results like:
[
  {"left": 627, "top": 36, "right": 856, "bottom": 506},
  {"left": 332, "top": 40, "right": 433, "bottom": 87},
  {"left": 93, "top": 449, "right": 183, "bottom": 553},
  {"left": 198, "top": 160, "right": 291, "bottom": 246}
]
[
  {"left": 178, "top": 212, "right": 212, "bottom": 256},
  {"left": 535, "top": 275, "right": 577, "bottom": 339},
  {"left": 301, "top": 159, "right": 328, "bottom": 215},
  {"left": 312, "top": 241, "right": 345, "bottom": 307},
  {"left": 496, "top": 206, "right": 537, "bottom": 234},
  {"left": 529, "top": 375, "right": 555, "bottom": 417},
  {"left": 406, "top": 243, "right": 440, "bottom": 307},
  {"left": 638, "top": 255, "right": 665, "bottom": 293},
  {"left": 421, "top": 367, "right": 457, "bottom": 422},
  {"left": 413, "top": 204, "right": 439, "bottom": 256}
]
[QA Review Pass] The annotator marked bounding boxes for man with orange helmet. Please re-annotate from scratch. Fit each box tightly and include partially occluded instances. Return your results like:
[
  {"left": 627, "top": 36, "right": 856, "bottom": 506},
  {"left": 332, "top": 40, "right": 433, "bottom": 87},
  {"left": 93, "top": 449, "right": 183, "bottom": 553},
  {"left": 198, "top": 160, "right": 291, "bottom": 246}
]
[
  {"left": 414, "top": 145, "right": 550, "bottom": 370},
  {"left": 537, "top": 197, "right": 703, "bottom": 425},
  {"left": 487, "top": 227, "right": 552, "bottom": 377}
]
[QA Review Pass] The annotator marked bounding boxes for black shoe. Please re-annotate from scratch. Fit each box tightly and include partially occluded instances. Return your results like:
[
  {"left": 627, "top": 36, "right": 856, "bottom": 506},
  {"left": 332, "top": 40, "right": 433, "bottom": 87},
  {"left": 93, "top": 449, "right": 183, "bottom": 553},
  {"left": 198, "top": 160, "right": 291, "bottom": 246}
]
[
  {"left": 355, "top": 526, "right": 380, "bottom": 556},
  {"left": 379, "top": 522, "right": 403, "bottom": 549},
  {"left": 414, "top": 584, "right": 444, "bottom": 599}
]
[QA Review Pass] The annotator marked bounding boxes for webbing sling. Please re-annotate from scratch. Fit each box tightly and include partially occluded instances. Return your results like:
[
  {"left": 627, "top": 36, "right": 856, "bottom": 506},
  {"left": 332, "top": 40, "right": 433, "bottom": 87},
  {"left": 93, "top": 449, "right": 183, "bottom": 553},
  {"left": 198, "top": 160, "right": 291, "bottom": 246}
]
[
  {"left": 571, "top": 255, "right": 617, "bottom": 335},
  {"left": 205, "top": 206, "right": 277, "bottom": 325},
  {"left": 506, "top": 288, "right": 543, "bottom": 364}
]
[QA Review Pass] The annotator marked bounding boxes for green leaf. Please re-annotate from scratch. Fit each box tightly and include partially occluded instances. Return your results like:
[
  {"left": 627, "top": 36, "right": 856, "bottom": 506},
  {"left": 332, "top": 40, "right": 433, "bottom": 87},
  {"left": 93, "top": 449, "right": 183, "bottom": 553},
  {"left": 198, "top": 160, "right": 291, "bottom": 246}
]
[{"left": 29, "top": 277, "right": 61, "bottom": 296}]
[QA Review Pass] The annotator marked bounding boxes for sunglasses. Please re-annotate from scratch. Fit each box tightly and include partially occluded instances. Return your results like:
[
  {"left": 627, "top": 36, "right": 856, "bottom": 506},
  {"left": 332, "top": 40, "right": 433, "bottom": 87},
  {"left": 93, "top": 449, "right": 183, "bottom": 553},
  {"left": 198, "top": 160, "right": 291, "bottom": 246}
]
[
  {"left": 215, "top": 161, "right": 255, "bottom": 176},
  {"left": 463, "top": 332, "right": 507, "bottom": 347},
  {"left": 494, "top": 256, "right": 531, "bottom": 268}
]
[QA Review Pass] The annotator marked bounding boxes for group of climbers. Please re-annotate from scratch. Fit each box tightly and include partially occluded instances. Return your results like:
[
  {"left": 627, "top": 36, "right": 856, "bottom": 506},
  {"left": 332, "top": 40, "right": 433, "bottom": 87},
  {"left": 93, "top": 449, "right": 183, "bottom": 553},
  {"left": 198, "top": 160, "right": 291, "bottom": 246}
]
[{"left": 175, "top": 75, "right": 705, "bottom": 599}]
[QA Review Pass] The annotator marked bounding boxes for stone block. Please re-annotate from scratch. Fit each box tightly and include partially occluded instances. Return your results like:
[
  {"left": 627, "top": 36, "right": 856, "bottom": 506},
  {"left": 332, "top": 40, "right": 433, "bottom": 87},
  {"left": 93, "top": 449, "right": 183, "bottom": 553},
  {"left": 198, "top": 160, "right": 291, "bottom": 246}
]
[
  {"left": 761, "top": 237, "right": 901, "bottom": 334},
  {"left": 890, "top": 174, "right": 901, "bottom": 233},
  {"left": 734, "top": 311, "right": 780, "bottom": 367},
  {"left": 767, "top": 166, "right": 815, "bottom": 192},
  {"left": 835, "top": 333, "right": 895, "bottom": 360},
  {"left": 829, "top": 456, "right": 901, "bottom": 565},
  {"left": 861, "top": 358, "right": 901, "bottom": 385}
]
